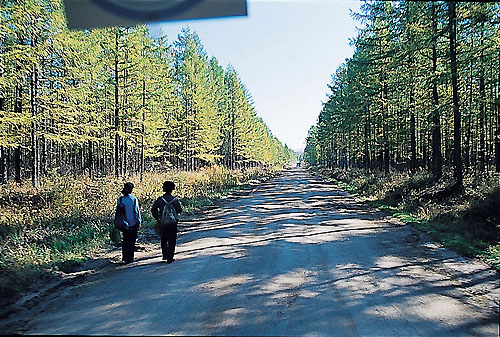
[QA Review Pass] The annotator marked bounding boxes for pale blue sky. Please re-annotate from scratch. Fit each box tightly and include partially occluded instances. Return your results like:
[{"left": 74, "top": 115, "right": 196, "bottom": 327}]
[{"left": 149, "top": 0, "right": 361, "bottom": 152}]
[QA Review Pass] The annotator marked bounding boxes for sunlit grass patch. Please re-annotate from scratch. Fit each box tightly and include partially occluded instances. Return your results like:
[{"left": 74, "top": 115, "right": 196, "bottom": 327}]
[{"left": 481, "top": 244, "right": 500, "bottom": 270}]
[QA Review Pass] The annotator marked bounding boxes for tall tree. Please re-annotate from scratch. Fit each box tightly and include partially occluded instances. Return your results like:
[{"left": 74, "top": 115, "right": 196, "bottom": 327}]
[{"left": 448, "top": 1, "right": 463, "bottom": 188}]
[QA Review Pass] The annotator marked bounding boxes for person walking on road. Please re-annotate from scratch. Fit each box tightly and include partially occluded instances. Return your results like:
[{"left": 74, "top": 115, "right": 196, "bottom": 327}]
[
  {"left": 118, "top": 182, "right": 142, "bottom": 263},
  {"left": 151, "top": 181, "right": 182, "bottom": 263}
]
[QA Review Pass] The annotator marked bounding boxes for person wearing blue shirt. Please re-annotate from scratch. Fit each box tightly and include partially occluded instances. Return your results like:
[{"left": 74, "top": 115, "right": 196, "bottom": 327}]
[{"left": 118, "top": 182, "right": 141, "bottom": 263}]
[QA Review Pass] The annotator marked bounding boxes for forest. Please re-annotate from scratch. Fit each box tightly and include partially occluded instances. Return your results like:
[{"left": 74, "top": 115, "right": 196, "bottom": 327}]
[
  {"left": 304, "top": 1, "right": 500, "bottom": 267},
  {"left": 0, "top": 0, "right": 294, "bottom": 187},
  {"left": 0, "top": 0, "right": 295, "bottom": 300},
  {"left": 305, "top": 1, "right": 499, "bottom": 180}
]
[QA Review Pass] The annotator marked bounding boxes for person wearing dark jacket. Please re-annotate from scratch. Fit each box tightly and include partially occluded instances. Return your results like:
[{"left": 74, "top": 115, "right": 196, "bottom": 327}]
[
  {"left": 118, "top": 182, "right": 141, "bottom": 264},
  {"left": 151, "top": 181, "right": 182, "bottom": 263}
]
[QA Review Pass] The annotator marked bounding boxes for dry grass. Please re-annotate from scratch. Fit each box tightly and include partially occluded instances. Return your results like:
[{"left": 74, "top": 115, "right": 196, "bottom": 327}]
[{"left": 0, "top": 165, "right": 281, "bottom": 301}]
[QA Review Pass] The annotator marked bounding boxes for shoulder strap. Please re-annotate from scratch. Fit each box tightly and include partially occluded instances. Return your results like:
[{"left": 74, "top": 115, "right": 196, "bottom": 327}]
[
  {"left": 161, "top": 196, "right": 176, "bottom": 204},
  {"left": 133, "top": 197, "right": 139, "bottom": 222}
]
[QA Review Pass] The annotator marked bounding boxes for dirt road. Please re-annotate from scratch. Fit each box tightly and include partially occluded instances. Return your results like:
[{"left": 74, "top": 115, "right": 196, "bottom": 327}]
[{"left": 5, "top": 168, "right": 500, "bottom": 335}]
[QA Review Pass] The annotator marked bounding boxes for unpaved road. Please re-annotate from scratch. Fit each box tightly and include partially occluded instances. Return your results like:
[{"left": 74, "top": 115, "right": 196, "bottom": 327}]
[{"left": 3, "top": 168, "right": 499, "bottom": 335}]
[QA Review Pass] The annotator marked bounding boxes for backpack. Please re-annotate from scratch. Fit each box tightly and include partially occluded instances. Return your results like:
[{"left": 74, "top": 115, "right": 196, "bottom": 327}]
[
  {"left": 158, "top": 197, "right": 179, "bottom": 228},
  {"left": 113, "top": 197, "right": 127, "bottom": 232},
  {"left": 114, "top": 196, "right": 138, "bottom": 232}
]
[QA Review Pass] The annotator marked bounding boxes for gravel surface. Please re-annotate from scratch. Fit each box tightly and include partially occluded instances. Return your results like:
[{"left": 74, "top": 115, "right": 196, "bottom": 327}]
[{"left": 2, "top": 168, "right": 498, "bottom": 335}]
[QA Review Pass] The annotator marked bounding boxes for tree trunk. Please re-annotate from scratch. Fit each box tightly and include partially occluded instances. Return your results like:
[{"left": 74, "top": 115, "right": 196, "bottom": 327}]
[
  {"left": 364, "top": 102, "right": 370, "bottom": 170},
  {"left": 231, "top": 101, "right": 236, "bottom": 170},
  {"left": 88, "top": 140, "right": 93, "bottom": 178},
  {"left": 96, "top": 141, "right": 101, "bottom": 175},
  {"left": 383, "top": 80, "right": 390, "bottom": 175},
  {"left": 41, "top": 122, "right": 47, "bottom": 176},
  {"left": 185, "top": 96, "right": 189, "bottom": 171},
  {"left": 0, "top": 147, "right": 6, "bottom": 184},
  {"left": 489, "top": 55, "right": 494, "bottom": 171},
  {"left": 0, "top": 93, "right": 5, "bottom": 183},
  {"left": 72, "top": 146, "right": 77, "bottom": 177},
  {"left": 15, "top": 147, "right": 21, "bottom": 183},
  {"left": 114, "top": 30, "right": 120, "bottom": 178},
  {"left": 31, "top": 60, "right": 39, "bottom": 187},
  {"left": 122, "top": 48, "right": 128, "bottom": 177},
  {"left": 448, "top": 1, "right": 463, "bottom": 189},
  {"left": 431, "top": 1, "right": 443, "bottom": 180},
  {"left": 410, "top": 88, "right": 416, "bottom": 171},
  {"left": 496, "top": 50, "right": 500, "bottom": 172},
  {"left": 140, "top": 79, "right": 145, "bottom": 181},
  {"left": 465, "top": 43, "right": 473, "bottom": 169},
  {"left": 15, "top": 73, "right": 22, "bottom": 183},
  {"left": 479, "top": 28, "right": 486, "bottom": 172},
  {"left": 123, "top": 138, "right": 127, "bottom": 176},
  {"left": 0, "top": 39, "right": 5, "bottom": 183}
]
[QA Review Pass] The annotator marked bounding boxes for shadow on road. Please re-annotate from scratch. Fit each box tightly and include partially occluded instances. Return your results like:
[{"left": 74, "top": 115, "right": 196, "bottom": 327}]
[{"left": 16, "top": 168, "right": 500, "bottom": 336}]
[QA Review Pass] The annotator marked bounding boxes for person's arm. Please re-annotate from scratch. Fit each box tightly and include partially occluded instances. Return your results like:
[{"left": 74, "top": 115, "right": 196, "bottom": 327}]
[
  {"left": 173, "top": 198, "right": 182, "bottom": 215},
  {"left": 151, "top": 198, "right": 160, "bottom": 220},
  {"left": 134, "top": 198, "right": 142, "bottom": 225}
]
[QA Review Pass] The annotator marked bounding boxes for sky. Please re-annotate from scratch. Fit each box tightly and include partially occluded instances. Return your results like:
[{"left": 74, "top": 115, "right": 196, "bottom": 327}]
[{"left": 148, "top": 0, "right": 362, "bottom": 152}]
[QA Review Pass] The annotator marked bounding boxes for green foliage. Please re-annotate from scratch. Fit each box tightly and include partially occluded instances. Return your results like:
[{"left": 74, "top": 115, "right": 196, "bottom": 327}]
[
  {"left": 305, "top": 1, "right": 500, "bottom": 179},
  {"left": 481, "top": 245, "right": 500, "bottom": 271},
  {"left": 0, "top": 0, "right": 292, "bottom": 188}
]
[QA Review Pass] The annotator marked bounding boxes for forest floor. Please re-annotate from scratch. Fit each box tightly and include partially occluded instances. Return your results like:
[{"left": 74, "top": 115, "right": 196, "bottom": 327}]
[{"left": 1, "top": 168, "right": 498, "bottom": 335}]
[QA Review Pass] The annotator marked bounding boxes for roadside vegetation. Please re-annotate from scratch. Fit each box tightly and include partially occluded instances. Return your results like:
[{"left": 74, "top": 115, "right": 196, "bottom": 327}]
[
  {"left": 311, "top": 166, "right": 500, "bottom": 271},
  {"left": 304, "top": 2, "right": 500, "bottom": 272},
  {"left": 0, "top": 166, "right": 281, "bottom": 304}
]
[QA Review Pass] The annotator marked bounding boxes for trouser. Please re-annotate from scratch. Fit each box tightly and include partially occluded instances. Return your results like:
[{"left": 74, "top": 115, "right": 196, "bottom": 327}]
[
  {"left": 160, "top": 226, "right": 177, "bottom": 261},
  {"left": 122, "top": 227, "right": 138, "bottom": 262}
]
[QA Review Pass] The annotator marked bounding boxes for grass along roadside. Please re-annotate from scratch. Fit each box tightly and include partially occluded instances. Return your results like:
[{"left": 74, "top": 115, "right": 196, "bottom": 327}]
[
  {"left": 310, "top": 166, "right": 500, "bottom": 271},
  {"left": 0, "top": 165, "right": 281, "bottom": 304}
]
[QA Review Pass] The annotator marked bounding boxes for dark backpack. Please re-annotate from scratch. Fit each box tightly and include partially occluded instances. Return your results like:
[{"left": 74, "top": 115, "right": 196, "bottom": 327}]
[
  {"left": 158, "top": 197, "right": 179, "bottom": 229},
  {"left": 114, "top": 196, "right": 138, "bottom": 232},
  {"left": 114, "top": 197, "right": 127, "bottom": 232}
]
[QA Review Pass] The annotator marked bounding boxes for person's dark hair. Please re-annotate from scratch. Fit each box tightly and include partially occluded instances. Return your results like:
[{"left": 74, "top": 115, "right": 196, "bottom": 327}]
[
  {"left": 122, "top": 182, "right": 134, "bottom": 195},
  {"left": 162, "top": 181, "right": 175, "bottom": 194}
]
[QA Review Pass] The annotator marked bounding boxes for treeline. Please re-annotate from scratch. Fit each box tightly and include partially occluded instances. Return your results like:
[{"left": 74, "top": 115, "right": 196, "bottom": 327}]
[
  {"left": 304, "top": 1, "right": 500, "bottom": 188},
  {"left": 0, "top": 0, "right": 294, "bottom": 187}
]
